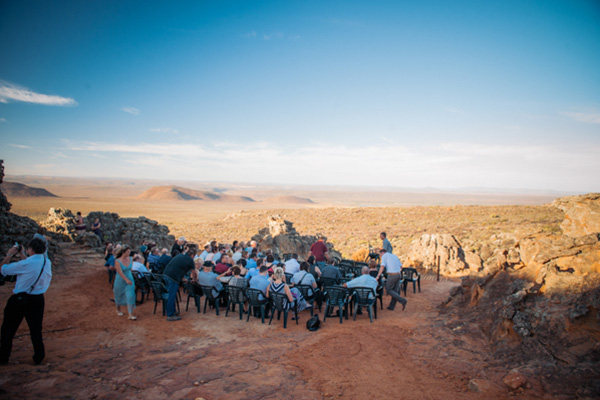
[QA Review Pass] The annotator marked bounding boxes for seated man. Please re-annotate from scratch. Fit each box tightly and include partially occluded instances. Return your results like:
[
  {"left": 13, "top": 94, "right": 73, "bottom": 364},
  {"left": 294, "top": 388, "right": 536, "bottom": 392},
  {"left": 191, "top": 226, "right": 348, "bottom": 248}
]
[
  {"left": 285, "top": 253, "right": 301, "bottom": 275},
  {"left": 214, "top": 254, "right": 232, "bottom": 275},
  {"left": 132, "top": 254, "right": 149, "bottom": 274},
  {"left": 198, "top": 244, "right": 211, "bottom": 262},
  {"left": 249, "top": 265, "right": 270, "bottom": 299},
  {"left": 320, "top": 256, "right": 341, "bottom": 284},
  {"left": 146, "top": 247, "right": 160, "bottom": 271},
  {"left": 343, "top": 266, "right": 378, "bottom": 300},
  {"left": 196, "top": 261, "right": 224, "bottom": 298},
  {"left": 232, "top": 246, "right": 243, "bottom": 263},
  {"left": 244, "top": 254, "right": 259, "bottom": 280},
  {"left": 212, "top": 247, "right": 226, "bottom": 264},
  {"left": 156, "top": 248, "right": 172, "bottom": 273}
]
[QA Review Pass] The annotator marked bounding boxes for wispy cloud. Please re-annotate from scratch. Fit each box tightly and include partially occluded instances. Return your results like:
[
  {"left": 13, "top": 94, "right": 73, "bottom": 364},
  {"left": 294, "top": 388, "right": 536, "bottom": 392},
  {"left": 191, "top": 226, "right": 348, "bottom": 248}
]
[
  {"left": 242, "top": 30, "right": 257, "bottom": 38},
  {"left": 243, "top": 30, "right": 297, "bottom": 41},
  {"left": 263, "top": 32, "right": 284, "bottom": 40},
  {"left": 60, "top": 139, "right": 600, "bottom": 191},
  {"left": 563, "top": 111, "right": 600, "bottom": 124},
  {"left": 150, "top": 127, "right": 179, "bottom": 134},
  {"left": 0, "top": 80, "right": 77, "bottom": 106},
  {"left": 0, "top": 117, "right": 6, "bottom": 123},
  {"left": 121, "top": 107, "right": 140, "bottom": 115},
  {"left": 9, "top": 144, "right": 31, "bottom": 149}
]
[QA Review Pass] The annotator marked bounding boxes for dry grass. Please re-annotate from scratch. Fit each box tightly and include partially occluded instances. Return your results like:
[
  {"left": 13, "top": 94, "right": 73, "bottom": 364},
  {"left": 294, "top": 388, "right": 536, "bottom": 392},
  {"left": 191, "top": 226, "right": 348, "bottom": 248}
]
[{"left": 10, "top": 196, "right": 563, "bottom": 259}]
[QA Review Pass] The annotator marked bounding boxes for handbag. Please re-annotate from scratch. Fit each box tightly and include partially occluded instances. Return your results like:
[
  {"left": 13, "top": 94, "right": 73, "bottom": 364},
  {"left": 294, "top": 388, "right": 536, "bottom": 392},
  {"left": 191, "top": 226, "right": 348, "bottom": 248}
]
[
  {"left": 306, "top": 314, "right": 321, "bottom": 331},
  {"left": 14, "top": 258, "right": 46, "bottom": 305}
]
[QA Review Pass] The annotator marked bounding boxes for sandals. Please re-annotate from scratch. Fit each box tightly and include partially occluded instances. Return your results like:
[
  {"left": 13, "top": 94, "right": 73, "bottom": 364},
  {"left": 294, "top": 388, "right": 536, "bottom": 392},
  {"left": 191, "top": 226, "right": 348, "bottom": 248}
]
[
  {"left": 128, "top": 316, "right": 137, "bottom": 321},
  {"left": 116, "top": 311, "right": 124, "bottom": 317}
]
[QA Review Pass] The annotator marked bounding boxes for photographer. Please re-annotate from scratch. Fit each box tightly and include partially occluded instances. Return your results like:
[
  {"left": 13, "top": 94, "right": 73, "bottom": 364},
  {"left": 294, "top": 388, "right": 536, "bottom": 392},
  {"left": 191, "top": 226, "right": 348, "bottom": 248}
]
[{"left": 0, "top": 237, "right": 52, "bottom": 365}]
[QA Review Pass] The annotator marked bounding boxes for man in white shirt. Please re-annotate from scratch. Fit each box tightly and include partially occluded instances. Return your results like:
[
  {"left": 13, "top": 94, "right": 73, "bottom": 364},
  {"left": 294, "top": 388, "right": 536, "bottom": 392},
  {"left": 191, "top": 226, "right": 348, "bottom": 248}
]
[
  {"left": 284, "top": 253, "right": 301, "bottom": 275},
  {"left": 0, "top": 237, "right": 52, "bottom": 365},
  {"left": 131, "top": 254, "right": 149, "bottom": 274},
  {"left": 377, "top": 248, "right": 407, "bottom": 311},
  {"left": 231, "top": 246, "right": 243, "bottom": 263}
]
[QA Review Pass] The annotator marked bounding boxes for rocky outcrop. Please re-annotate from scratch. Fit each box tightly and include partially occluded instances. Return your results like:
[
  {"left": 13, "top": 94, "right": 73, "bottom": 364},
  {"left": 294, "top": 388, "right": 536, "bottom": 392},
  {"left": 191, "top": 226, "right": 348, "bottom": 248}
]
[
  {"left": 42, "top": 208, "right": 175, "bottom": 251},
  {"left": 0, "top": 160, "right": 11, "bottom": 213},
  {"left": 251, "top": 215, "right": 341, "bottom": 260},
  {"left": 553, "top": 193, "right": 600, "bottom": 237},
  {"left": 406, "top": 234, "right": 483, "bottom": 276},
  {"left": 441, "top": 193, "right": 600, "bottom": 397}
]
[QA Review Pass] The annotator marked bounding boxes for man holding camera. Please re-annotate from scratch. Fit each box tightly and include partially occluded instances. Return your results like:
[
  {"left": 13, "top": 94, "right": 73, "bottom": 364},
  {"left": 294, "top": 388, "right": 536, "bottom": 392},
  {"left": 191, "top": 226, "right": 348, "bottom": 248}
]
[{"left": 0, "top": 237, "right": 52, "bottom": 365}]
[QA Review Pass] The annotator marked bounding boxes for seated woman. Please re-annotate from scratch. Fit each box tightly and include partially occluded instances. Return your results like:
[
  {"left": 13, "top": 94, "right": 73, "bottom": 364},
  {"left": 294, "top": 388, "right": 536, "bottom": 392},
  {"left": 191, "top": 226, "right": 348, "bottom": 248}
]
[
  {"left": 267, "top": 267, "right": 309, "bottom": 312},
  {"left": 307, "top": 255, "right": 321, "bottom": 281},
  {"left": 228, "top": 266, "right": 247, "bottom": 289}
]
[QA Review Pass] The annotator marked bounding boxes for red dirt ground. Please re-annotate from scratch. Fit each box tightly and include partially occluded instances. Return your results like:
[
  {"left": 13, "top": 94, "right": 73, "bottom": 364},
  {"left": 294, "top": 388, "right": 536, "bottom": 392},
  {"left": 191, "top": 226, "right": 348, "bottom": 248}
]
[{"left": 0, "top": 243, "right": 542, "bottom": 399}]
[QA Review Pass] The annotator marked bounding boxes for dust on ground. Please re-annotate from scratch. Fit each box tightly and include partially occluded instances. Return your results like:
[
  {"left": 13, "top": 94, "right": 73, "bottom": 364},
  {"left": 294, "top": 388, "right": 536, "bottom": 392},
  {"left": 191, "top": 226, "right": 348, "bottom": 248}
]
[{"left": 0, "top": 243, "right": 539, "bottom": 399}]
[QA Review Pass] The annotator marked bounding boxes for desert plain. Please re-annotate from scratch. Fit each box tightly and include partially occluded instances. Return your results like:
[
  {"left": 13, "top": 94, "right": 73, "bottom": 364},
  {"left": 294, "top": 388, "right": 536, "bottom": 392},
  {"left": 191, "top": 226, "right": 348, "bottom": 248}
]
[{"left": 0, "top": 175, "right": 597, "bottom": 399}]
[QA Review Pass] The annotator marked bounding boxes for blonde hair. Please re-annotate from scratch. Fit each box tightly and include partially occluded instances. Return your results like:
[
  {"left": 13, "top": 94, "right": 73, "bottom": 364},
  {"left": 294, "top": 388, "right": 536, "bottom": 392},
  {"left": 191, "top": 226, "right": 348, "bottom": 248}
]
[
  {"left": 115, "top": 245, "right": 130, "bottom": 258},
  {"left": 273, "top": 266, "right": 284, "bottom": 281}
]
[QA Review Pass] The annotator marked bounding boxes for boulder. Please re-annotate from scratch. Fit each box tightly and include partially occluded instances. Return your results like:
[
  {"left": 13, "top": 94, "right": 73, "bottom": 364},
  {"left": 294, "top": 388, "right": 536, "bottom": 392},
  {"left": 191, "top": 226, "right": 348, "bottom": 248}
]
[
  {"left": 42, "top": 209, "right": 175, "bottom": 252},
  {"left": 553, "top": 193, "right": 600, "bottom": 237},
  {"left": 406, "top": 233, "right": 483, "bottom": 276},
  {"left": 0, "top": 160, "right": 11, "bottom": 213},
  {"left": 251, "top": 215, "right": 341, "bottom": 260}
]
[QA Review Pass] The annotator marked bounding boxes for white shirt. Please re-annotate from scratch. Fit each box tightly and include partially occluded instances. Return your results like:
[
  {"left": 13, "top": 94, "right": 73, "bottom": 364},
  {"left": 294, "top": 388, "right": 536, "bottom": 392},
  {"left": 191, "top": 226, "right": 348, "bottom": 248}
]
[
  {"left": 132, "top": 261, "right": 148, "bottom": 274},
  {"left": 1, "top": 254, "right": 52, "bottom": 295},
  {"left": 381, "top": 252, "right": 402, "bottom": 274},
  {"left": 232, "top": 251, "right": 242, "bottom": 263},
  {"left": 284, "top": 259, "right": 301, "bottom": 275}
]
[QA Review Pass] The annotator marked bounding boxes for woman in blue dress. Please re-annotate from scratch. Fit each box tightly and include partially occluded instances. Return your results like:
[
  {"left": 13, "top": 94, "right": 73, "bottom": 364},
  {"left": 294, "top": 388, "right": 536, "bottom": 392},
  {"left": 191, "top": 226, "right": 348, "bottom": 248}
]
[{"left": 113, "top": 245, "right": 137, "bottom": 320}]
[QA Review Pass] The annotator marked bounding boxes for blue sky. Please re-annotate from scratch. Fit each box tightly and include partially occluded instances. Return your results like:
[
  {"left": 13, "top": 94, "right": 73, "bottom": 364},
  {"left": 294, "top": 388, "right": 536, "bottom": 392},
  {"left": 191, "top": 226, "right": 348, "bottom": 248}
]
[{"left": 1, "top": 0, "right": 599, "bottom": 192}]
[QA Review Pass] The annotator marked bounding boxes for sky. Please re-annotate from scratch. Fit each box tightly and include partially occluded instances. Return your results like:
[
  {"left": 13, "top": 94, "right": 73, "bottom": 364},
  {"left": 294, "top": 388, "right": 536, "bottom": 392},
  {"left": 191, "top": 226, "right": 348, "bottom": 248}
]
[{"left": 1, "top": 0, "right": 599, "bottom": 193}]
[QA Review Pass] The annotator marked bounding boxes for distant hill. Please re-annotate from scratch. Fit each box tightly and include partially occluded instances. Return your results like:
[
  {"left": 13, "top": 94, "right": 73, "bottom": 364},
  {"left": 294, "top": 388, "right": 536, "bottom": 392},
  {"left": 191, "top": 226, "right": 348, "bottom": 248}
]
[
  {"left": 263, "top": 195, "right": 314, "bottom": 204},
  {"left": 0, "top": 181, "right": 58, "bottom": 197},
  {"left": 136, "top": 185, "right": 255, "bottom": 202}
]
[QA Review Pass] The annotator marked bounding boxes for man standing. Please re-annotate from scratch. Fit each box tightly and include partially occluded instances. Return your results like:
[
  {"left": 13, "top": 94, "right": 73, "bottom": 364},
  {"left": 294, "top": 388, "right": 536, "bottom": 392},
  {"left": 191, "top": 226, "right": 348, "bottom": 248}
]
[
  {"left": 310, "top": 235, "right": 328, "bottom": 269},
  {"left": 380, "top": 232, "right": 393, "bottom": 254},
  {"left": 163, "top": 246, "right": 196, "bottom": 321},
  {"left": 0, "top": 238, "right": 52, "bottom": 365},
  {"left": 376, "top": 248, "right": 407, "bottom": 311}
]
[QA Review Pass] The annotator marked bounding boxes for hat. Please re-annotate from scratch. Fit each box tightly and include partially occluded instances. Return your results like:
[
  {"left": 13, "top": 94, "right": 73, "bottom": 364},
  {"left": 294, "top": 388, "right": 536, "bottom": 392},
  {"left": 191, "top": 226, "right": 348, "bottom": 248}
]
[{"left": 179, "top": 237, "right": 186, "bottom": 241}]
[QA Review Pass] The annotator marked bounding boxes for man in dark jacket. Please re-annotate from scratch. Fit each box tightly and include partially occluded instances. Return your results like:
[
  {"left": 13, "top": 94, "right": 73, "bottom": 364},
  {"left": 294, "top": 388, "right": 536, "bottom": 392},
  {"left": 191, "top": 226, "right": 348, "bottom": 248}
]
[{"left": 163, "top": 246, "right": 196, "bottom": 321}]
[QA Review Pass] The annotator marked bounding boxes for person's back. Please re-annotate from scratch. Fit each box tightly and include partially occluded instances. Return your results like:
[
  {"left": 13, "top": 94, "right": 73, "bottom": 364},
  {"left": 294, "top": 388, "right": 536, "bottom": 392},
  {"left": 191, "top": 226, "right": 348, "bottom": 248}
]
[
  {"left": 157, "top": 250, "right": 172, "bottom": 272},
  {"left": 163, "top": 253, "right": 194, "bottom": 283},
  {"left": 284, "top": 256, "right": 300, "bottom": 275},
  {"left": 197, "top": 269, "right": 223, "bottom": 297},
  {"left": 321, "top": 264, "right": 341, "bottom": 282}
]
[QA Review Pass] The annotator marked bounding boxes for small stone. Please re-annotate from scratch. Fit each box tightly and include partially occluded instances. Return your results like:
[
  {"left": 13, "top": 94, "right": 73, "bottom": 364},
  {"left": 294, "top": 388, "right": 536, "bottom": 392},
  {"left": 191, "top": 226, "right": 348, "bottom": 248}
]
[
  {"left": 94, "top": 378, "right": 102, "bottom": 382},
  {"left": 503, "top": 371, "right": 527, "bottom": 390},
  {"left": 193, "top": 381, "right": 200, "bottom": 387}
]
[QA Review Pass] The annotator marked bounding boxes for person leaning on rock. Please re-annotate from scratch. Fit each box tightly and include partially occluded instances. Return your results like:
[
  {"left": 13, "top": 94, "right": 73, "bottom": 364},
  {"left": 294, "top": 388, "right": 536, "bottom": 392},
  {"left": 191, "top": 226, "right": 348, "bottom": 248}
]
[{"left": 0, "top": 237, "right": 52, "bottom": 365}]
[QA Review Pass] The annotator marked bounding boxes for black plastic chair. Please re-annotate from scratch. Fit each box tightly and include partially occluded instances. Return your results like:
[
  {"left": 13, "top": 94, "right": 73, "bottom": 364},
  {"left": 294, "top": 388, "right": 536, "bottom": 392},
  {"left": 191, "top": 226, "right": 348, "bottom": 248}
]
[
  {"left": 284, "top": 273, "right": 294, "bottom": 285},
  {"left": 132, "top": 270, "right": 150, "bottom": 304},
  {"left": 150, "top": 280, "right": 179, "bottom": 316},
  {"left": 226, "top": 285, "right": 247, "bottom": 320},
  {"left": 323, "top": 286, "right": 351, "bottom": 324},
  {"left": 185, "top": 282, "right": 203, "bottom": 313},
  {"left": 269, "top": 292, "right": 298, "bottom": 329},
  {"left": 402, "top": 268, "right": 421, "bottom": 294},
  {"left": 246, "top": 288, "right": 269, "bottom": 323},
  {"left": 320, "top": 276, "right": 339, "bottom": 288},
  {"left": 351, "top": 287, "right": 377, "bottom": 323},
  {"left": 295, "top": 284, "right": 320, "bottom": 315},
  {"left": 200, "top": 285, "right": 224, "bottom": 315}
]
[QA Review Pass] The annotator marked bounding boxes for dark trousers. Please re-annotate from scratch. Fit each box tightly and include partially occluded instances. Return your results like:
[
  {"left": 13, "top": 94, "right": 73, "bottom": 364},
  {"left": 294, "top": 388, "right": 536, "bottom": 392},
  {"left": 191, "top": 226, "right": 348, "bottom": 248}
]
[
  {"left": 0, "top": 293, "right": 45, "bottom": 364},
  {"left": 164, "top": 276, "right": 179, "bottom": 317},
  {"left": 385, "top": 274, "right": 407, "bottom": 310}
]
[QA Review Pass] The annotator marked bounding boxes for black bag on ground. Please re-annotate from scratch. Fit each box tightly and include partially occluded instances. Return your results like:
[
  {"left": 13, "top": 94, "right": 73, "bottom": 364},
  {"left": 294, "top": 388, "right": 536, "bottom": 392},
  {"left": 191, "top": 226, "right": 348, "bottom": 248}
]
[{"left": 306, "top": 314, "right": 321, "bottom": 331}]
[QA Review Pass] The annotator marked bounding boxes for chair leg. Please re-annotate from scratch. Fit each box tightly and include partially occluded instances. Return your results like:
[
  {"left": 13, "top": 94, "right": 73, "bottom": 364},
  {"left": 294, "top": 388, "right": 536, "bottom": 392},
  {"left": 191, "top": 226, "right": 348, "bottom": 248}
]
[
  {"left": 203, "top": 298, "right": 208, "bottom": 314},
  {"left": 186, "top": 296, "right": 190, "bottom": 312},
  {"left": 323, "top": 305, "right": 329, "bottom": 322},
  {"left": 353, "top": 303, "right": 359, "bottom": 321},
  {"left": 418, "top": 279, "right": 421, "bottom": 292},
  {"left": 269, "top": 308, "right": 275, "bottom": 325},
  {"left": 153, "top": 301, "right": 158, "bottom": 315},
  {"left": 260, "top": 306, "right": 265, "bottom": 324},
  {"left": 339, "top": 306, "right": 343, "bottom": 324},
  {"left": 239, "top": 303, "right": 244, "bottom": 320},
  {"left": 225, "top": 300, "right": 231, "bottom": 317},
  {"left": 283, "top": 310, "right": 288, "bottom": 329},
  {"left": 368, "top": 305, "right": 373, "bottom": 323}
]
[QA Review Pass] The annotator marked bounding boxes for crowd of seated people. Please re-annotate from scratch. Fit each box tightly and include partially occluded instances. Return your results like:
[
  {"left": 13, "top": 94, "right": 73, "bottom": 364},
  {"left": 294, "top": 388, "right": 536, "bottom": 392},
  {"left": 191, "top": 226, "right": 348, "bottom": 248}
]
[{"left": 100, "top": 236, "right": 395, "bottom": 322}]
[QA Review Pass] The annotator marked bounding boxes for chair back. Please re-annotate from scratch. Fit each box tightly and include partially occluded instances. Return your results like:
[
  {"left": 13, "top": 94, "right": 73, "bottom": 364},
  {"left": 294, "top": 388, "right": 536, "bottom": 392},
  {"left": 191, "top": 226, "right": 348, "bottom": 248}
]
[
  {"left": 326, "top": 286, "right": 348, "bottom": 306},
  {"left": 150, "top": 280, "right": 168, "bottom": 300},
  {"left": 352, "top": 287, "right": 376, "bottom": 305},
  {"left": 321, "top": 276, "right": 338, "bottom": 288},
  {"left": 227, "top": 285, "right": 247, "bottom": 304},
  {"left": 270, "top": 291, "right": 291, "bottom": 311},
  {"left": 186, "top": 281, "right": 203, "bottom": 297},
  {"left": 284, "top": 272, "right": 294, "bottom": 284},
  {"left": 200, "top": 285, "right": 220, "bottom": 301},
  {"left": 339, "top": 259, "right": 355, "bottom": 268},
  {"left": 402, "top": 267, "right": 419, "bottom": 280},
  {"left": 296, "top": 284, "right": 317, "bottom": 301},
  {"left": 246, "top": 288, "right": 268, "bottom": 305}
]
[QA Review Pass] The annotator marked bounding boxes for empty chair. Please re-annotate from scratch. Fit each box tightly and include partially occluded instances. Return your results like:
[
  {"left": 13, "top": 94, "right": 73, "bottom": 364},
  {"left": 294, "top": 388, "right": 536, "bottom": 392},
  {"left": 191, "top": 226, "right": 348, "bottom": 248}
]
[
  {"left": 199, "top": 285, "right": 224, "bottom": 315},
  {"left": 268, "top": 292, "right": 298, "bottom": 329},
  {"left": 150, "top": 280, "right": 178, "bottom": 316},
  {"left": 246, "top": 288, "right": 269, "bottom": 323},
  {"left": 351, "top": 287, "right": 377, "bottom": 323},
  {"left": 225, "top": 285, "right": 247, "bottom": 320},
  {"left": 323, "top": 286, "right": 351, "bottom": 324},
  {"left": 185, "top": 282, "right": 203, "bottom": 313},
  {"left": 402, "top": 268, "right": 421, "bottom": 294}
]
